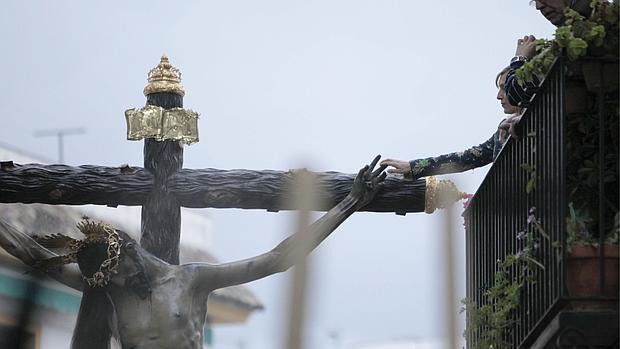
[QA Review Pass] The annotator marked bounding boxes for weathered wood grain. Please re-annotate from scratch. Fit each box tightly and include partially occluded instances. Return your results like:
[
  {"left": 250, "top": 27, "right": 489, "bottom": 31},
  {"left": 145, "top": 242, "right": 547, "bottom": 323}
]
[
  {"left": 0, "top": 163, "right": 426, "bottom": 214},
  {"left": 0, "top": 162, "right": 152, "bottom": 206}
]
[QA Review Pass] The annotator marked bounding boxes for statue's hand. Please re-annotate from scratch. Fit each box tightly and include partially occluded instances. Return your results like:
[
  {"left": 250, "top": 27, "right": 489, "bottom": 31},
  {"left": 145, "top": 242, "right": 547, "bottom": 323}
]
[{"left": 349, "top": 155, "right": 387, "bottom": 208}]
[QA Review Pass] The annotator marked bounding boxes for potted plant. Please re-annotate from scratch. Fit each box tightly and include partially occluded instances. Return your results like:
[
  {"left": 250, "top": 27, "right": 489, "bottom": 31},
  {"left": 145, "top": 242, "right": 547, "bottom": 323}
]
[{"left": 565, "top": 203, "right": 619, "bottom": 298}]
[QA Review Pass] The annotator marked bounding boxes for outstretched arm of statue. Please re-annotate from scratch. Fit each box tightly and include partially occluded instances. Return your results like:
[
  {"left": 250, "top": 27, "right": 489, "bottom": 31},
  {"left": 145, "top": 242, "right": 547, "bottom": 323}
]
[
  {"left": 0, "top": 220, "right": 83, "bottom": 291},
  {"left": 196, "top": 156, "right": 386, "bottom": 291}
]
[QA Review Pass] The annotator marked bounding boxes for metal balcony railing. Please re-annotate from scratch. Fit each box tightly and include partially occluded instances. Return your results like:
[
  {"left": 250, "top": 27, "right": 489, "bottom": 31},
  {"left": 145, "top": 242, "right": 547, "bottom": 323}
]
[{"left": 464, "top": 56, "right": 619, "bottom": 349}]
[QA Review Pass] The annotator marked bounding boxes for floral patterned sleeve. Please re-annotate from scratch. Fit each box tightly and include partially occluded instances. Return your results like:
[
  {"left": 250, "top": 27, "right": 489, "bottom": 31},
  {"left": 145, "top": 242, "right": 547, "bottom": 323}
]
[{"left": 409, "top": 135, "right": 496, "bottom": 179}]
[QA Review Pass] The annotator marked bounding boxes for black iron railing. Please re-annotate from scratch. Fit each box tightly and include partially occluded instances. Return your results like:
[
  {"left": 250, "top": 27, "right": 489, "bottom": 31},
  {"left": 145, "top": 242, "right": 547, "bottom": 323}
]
[{"left": 465, "top": 57, "right": 619, "bottom": 348}]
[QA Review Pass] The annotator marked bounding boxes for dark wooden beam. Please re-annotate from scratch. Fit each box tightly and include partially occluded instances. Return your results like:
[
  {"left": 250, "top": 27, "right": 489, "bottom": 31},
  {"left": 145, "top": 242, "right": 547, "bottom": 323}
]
[
  {"left": 140, "top": 92, "right": 185, "bottom": 264},
  {"left": 141, "top": 139, "right": 183, "bottom": 264},
  {"left": 0, "top": 163, "right": 426, "bottom": 214},
  {"left": 0, "top": 162, "right": 152, "bottom": 206},
  {"left": 170, "top": 169, "right": 426, "bottom": 213}
]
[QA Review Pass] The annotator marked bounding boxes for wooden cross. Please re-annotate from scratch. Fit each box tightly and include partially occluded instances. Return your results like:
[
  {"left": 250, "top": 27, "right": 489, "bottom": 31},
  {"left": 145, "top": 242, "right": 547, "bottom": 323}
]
[{"left": 0, "top": 56, "right": 425, "bottom": 265}]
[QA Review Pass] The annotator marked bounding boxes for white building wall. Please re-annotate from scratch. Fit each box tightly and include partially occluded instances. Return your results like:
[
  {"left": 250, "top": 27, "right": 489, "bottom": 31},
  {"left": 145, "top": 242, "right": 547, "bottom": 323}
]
[
  {"left": 79, "top": 205, "right": 214, "bottom": 251},
  {"left": 0, "top": 143, "right": 53, "bottom": 164}
]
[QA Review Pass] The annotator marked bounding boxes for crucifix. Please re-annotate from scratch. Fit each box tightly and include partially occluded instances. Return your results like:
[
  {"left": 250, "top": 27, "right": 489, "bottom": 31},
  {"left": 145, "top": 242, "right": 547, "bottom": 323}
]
[
  {"left": 0, "top": 55, "right": 465, "bottom": 348},
  {"left": 0, "top": 55, "right": 463, "bottom": 265}
]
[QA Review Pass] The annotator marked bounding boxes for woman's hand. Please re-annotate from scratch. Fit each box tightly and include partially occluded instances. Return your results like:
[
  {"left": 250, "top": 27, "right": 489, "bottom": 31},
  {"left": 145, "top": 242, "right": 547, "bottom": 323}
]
[
  {"left": 499, "top": 114, "right": 523, "bottom": 140},
  {"left": 515, "top": 35, "right": 537, "bottom": 59},
  {"left": 379, "top": 158, "right": 410, "bottom": 175}
]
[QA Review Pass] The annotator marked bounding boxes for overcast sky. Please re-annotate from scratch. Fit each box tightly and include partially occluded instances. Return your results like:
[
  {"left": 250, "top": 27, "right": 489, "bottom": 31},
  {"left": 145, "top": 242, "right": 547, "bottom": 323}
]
[{"left": 0, "top": 1, "right": 556, "bottom": 348}]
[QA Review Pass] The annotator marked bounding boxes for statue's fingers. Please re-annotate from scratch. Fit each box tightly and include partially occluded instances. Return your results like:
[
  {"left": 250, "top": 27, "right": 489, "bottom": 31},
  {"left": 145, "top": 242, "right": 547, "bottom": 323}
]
[
  {"left": 371, "top": 164, "right": 388, "bottom": 178},
  {"left": 387, "top": 168, "right": 404, "bottom": 174},
  {"left": 368, "top": 155, "right": 381, "bottom": 171},
  {"left": 372, "top": 171, "right": 387, "bottom": 186},
  {"left": 357, "top": 165, "right": 369, "bottom": 179},
  {"left": 378, "top": 171, "right": 387, "bottom": 182}
]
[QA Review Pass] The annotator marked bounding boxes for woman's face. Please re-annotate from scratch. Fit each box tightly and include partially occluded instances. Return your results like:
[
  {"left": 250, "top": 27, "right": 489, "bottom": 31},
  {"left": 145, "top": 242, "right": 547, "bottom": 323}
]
[{"left": 496, "top": 73, "right": 520, "bottom": 115}]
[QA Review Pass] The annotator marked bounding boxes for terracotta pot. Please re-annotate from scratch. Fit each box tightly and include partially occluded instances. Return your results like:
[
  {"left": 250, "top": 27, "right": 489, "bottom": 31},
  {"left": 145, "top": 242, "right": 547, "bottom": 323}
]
[{"left": 566, "top": 244, "right": 619, "bottom": 297}]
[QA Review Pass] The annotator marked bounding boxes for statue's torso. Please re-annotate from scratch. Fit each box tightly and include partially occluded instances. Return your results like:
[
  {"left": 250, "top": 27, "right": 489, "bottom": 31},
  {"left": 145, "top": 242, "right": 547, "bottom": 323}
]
[{"left": 111, "top": 267, "right": 210, "bottom": 349}]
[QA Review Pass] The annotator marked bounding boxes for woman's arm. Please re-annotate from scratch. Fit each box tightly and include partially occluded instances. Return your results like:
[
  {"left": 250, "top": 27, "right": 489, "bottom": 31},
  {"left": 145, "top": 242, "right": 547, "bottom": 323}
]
[{"left": 382, "top": 135, "right": 495, "bottom": 180}]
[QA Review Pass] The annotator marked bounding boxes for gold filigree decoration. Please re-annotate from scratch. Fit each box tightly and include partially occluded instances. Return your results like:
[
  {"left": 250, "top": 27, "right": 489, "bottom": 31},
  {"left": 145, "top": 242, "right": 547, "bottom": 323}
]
[
  {"left": 35, "top": 218, "right": 123, "bottom": 288},
  {"left": 125, "top": 105, "right": 199, "bottom": 144},
  {"left": 143, "top": 54, "right": 185, "bottom": 97},
  {"left": 424, "top": 176, "right": 467, "bottom": 214}
]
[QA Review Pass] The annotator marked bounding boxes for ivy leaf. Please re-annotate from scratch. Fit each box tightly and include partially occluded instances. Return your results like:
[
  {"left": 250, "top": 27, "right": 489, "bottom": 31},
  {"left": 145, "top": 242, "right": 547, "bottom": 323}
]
[
  {"left": 567, "top": 38, "right": 588, "bottom": 61},
  {"left": 586, "top": 24, "right": 606, "bottom": 47},
  {"left": 520, "top": 163, "right": 535, "bottom": 173},
  {"left": 555, "top": 26, "right": 574, "bottom": 47},
  {"left": 535, "top": 38, "right": 550, "bottom": 51},
  {"left": 526, "top": 176, "right": 537, "bottom": 194},
  {"left": 516, "top": 68, "right": 527, "bottom": 87}
]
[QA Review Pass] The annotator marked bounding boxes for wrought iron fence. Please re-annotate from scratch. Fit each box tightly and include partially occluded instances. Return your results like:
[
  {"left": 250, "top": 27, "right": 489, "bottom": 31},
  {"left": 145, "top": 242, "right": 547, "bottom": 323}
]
[{"left": 465, "top": 56, "right": 619, "bottom": 348}]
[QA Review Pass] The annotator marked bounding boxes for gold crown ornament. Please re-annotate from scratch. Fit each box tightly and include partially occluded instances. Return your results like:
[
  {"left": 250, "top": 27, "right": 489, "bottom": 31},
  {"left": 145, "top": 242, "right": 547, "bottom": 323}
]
[
  {"left": 125, "top": 54, "right": 199, "bottom": 144},
  {"left": 143, "top": 54, "right": 185, "bottom": 97}
]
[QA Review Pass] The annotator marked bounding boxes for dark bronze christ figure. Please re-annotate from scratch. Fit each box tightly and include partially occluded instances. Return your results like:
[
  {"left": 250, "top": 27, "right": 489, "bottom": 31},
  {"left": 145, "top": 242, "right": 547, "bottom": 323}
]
[{"left": 0, "top": 157, "right": 386, "bottom": 349}]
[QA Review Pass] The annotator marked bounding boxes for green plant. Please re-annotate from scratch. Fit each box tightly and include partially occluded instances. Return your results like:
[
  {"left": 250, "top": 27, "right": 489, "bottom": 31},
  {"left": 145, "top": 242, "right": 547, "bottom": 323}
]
[
  {"left": 520, "top": 163, "right": 537, "bottom": 194},
  {"left": 565, "top": 203, "right": 620, "bottom": 253},
  {"left": 464, "top": 4, "right": 619, "bottom": 346},
  {"left": 566, "top": 202, "right": 596, "bottom": 251},
  {"left": 462, "top": 208, "right": 548, "bottom": 349},
  {"left": 516, "top": 0, "right": 619, "bottom": 85},
  {"left": 564, "top": 81, "right": 619, "bottom": 245}
]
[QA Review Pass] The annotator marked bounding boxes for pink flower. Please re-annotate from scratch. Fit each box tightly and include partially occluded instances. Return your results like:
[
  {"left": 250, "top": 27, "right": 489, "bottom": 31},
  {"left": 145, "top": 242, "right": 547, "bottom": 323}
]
[
  {"left": 461, "top": 193, "right": 475, "bottom": 232},
  {"left": 462, "top": 193, "right": 475, "bottom": 209}
]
